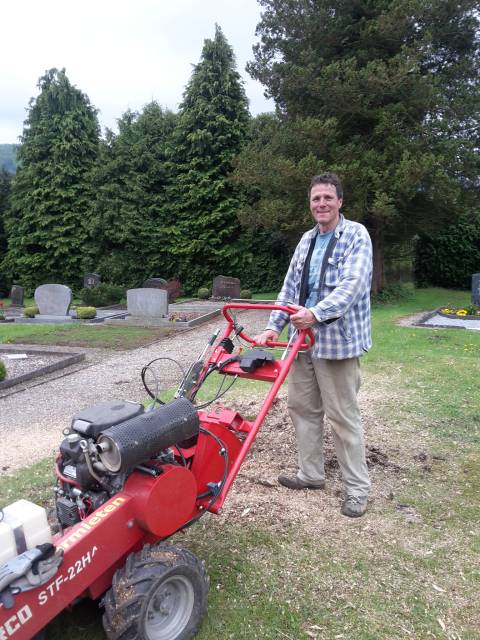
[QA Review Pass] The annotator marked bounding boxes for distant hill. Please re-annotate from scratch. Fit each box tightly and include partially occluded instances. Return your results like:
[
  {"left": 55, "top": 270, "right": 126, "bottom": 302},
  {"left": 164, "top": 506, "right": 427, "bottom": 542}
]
[{"left": 0, "top": 144, "right": 18, "bottom": 173}]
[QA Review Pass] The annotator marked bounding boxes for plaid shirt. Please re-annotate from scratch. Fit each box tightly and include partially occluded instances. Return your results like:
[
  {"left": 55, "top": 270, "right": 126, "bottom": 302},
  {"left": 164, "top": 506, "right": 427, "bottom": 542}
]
[{"left": 267, "top": 214, "right": 373, "bottom": 360}]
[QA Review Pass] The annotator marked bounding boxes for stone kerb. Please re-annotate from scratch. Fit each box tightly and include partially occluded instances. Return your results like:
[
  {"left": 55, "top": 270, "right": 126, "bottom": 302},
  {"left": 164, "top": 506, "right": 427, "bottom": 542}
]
[
  {"left": 35, "top": 284, "right": 72, "bottom": 320},
  {"left": 127, "top": 288, "right": 168, "bottom": 318}
]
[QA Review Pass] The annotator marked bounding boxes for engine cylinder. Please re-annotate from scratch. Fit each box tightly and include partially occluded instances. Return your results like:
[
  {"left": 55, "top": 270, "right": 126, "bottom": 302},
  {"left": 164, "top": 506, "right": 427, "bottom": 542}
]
[{"left": 97, "top": 398, "right": 199, "bottom": 473}]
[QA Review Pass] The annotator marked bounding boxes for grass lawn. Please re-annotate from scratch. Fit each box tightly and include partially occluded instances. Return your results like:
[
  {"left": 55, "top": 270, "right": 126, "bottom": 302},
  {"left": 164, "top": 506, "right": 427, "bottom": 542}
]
[
  {"left": 1, "top": 287, "right": 479, "bottom": 639},
  {"left": 0, "top": 323, "right": 173, "bottom": 349}
]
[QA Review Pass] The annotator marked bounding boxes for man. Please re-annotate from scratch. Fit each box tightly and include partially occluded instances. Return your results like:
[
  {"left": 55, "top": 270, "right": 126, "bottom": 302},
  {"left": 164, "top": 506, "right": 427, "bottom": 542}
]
[{"left": 255, "top": 173, "right": 372, "bottom": 517}]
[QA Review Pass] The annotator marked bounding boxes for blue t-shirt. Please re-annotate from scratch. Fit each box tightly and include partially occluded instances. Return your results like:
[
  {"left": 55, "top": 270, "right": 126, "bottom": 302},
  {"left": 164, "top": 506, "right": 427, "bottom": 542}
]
[{"left": 305, "top": 230, "right": 334, "bottom": 308}]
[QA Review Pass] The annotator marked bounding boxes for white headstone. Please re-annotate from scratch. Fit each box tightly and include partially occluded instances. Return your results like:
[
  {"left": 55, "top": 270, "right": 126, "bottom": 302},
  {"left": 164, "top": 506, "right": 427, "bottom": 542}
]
[
  {"left": 127, "top": 288, "right": 168, "bottom": 317},
  {"left": 35, "top": 284, "right": 72, "bottom": 316}
]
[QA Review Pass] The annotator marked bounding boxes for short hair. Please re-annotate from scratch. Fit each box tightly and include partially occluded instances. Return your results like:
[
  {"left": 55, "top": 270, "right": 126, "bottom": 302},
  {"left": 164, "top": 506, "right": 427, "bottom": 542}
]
[{"left": 308, "top": 173, "right": 343, "bottom": 199}]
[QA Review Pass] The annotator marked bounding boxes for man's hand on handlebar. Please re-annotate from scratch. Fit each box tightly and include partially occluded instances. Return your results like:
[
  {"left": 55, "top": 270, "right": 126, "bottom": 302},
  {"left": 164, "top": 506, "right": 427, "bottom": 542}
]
[
  {"left": 290, "top": 306, "right": 317, "bottom": 331},
  {"left": 253, "top": 329, "right": 279, "bottom": 346}
]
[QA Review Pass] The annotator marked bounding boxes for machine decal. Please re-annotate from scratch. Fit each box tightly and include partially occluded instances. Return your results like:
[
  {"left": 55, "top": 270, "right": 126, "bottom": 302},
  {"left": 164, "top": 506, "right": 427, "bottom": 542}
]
[
  {"left": 58, "top": 497, "right": 126, "bottom": 551},
  {"left": 38, "top": 546, "right": 98, "bottom": 606},
  {"left": 0, "top": 605, "right": 32, "bottom": 639}
]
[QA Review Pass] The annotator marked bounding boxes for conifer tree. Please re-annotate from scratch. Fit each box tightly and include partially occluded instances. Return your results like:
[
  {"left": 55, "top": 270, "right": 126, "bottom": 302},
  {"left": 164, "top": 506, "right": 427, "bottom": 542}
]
[
  {"left": 0, "top": 169, "right": 12, "bottom": 295},
  {"left": 94, "top": 103, "right": 177, "bottom": 287},
  {"left": 167, "top": 26, "right": 250, "bottom": 292},
  {"left": 239, "top": 0, "right": 479, "bottom": 291},
  {"left": 3, "top": 69, "right": 100, "bottom": 291}
]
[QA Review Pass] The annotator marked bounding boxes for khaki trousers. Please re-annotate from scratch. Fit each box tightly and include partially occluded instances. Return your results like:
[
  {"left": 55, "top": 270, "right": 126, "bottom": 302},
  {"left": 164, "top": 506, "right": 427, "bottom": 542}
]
[{"left": 287, "top": 352, "right": 370, "bottom": 497}]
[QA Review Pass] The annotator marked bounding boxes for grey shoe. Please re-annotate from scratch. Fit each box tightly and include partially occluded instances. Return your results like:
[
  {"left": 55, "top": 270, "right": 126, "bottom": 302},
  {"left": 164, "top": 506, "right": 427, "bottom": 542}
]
[
  {"left": 278, "top": 475, "right": 325, "bottom": 490},
  {"left": 341, "top": 494, "right": 368, "bottom": 518}
]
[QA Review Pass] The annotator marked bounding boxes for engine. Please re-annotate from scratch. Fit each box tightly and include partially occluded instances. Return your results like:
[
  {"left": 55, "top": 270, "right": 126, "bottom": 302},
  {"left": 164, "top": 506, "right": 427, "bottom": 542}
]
[{"left": 55, "top": 398, "right": 199, "bottom": 529}]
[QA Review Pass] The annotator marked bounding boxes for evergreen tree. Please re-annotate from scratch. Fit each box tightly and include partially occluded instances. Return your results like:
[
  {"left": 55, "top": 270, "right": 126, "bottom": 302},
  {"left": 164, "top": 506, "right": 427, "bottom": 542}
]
[
  {"left": 239, "top": 0, "right": 479, "bottom": 291},
  {"left": 94, "top": 103, "right": 177, "bottom": 288},
  {"left": 167, "top": 25, "right": 251, "bottom": 292},
  {"left": 0, "top": 169, "right": 12, "bottom": 295},
  {"left": 2, "top": 69, "right": 100, "bottom": 291}
]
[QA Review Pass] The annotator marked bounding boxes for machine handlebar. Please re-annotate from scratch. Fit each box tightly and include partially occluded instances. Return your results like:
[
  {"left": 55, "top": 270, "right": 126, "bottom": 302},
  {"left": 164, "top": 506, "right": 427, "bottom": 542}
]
[{"left": 222, "top": 303, "right": 314, "bottom": 350}]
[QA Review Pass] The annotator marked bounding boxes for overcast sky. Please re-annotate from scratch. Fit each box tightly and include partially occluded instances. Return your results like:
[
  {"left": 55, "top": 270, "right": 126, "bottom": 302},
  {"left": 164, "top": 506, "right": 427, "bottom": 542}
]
[{"left": 0, "top": 0, "right": 274, "bottom": 144}]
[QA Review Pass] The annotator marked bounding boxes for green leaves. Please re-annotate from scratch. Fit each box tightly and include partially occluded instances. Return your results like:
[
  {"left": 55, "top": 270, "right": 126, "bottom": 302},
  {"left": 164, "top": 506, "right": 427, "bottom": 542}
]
[
  {"left": 3, "top": 69, "right": 100, "bottom": 291},
  {"left": 238, "top": 0, "right": 480, "bottom": 292}
]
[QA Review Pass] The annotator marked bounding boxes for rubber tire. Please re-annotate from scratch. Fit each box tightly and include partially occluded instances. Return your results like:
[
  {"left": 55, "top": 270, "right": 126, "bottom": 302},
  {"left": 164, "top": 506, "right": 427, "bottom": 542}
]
[{"left": 103, "top": 543, "right": 209, "bottom": 640}]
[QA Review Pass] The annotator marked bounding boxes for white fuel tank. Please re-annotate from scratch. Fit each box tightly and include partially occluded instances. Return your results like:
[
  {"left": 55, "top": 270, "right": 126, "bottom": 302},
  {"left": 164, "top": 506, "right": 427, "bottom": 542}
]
[{"left": 0, "top": 499, "right": 52, "bottom": 565}]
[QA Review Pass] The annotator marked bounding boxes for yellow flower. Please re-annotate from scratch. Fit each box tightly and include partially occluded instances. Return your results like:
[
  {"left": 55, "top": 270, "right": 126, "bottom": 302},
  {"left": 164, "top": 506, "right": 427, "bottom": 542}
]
[{"left": 456, "top": 310, "right": 468, "bottom": 316}]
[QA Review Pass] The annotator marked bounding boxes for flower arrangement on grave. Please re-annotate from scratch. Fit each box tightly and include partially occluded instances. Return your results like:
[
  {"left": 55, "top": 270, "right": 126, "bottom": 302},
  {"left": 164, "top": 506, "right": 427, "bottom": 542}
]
[
  {"left": 439, "top": 304, "right": 480, "bottom": 318},
  {"left": 0, "top": 302, "right": 5, "bottom": 321}
]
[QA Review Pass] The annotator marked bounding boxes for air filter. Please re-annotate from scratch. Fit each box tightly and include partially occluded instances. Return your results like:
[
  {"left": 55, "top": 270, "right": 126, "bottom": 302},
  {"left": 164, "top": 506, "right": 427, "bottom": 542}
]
[{"left": 97, "top": 398, "right": 199, "bottom": 473}]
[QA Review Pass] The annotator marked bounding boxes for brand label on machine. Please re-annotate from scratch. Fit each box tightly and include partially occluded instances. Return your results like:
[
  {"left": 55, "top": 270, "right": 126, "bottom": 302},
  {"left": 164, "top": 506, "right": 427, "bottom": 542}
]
[
  {"left": 57, "top": 495, "right": 126, "bottom": 552},
  {"left": 0, "top": 605, "right": 32, "bottom": 639},
  {"left": 38, "top": 546, "right": 98, "bottom": 605}
]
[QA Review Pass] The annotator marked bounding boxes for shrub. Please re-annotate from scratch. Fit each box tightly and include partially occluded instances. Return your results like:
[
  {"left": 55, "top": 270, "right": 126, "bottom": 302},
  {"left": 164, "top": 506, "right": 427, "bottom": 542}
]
[
  {"left": 76, "top": 306, "right": 97, "bottom": 320},
  {"left": 371, "top": 284, "right": 413, "bottom": 305},
  {"left": 197, "top": 287, "right": 210, "bottom": 300},
  {"left": 23, "top": 305, "right": 38, "bottom": 318},
  {"left": 80, "top": 284, "right": 125, "bottom": 307},
  {"left": 0, "top": 360, "right": 6, "bottom": 382},
  {"left": 240, "top": 289, "right": 252, "bottom": 299},
  {"left": 166, "top": 278, "right": 184, "bottom": 303},
  {"left": 414, "top": 211, "right": 480, "bottom": 289}
]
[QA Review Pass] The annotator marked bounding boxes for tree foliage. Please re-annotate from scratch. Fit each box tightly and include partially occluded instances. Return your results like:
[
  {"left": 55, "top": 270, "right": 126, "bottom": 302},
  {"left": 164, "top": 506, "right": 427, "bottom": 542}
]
[
  {"left": 94, "top": 103, "right": 177, "bottom": 288},
  {"left": 0, "top": 169, "right": 12, "bottom": 295},
  {"left": 167, "top": 25, "right": 252, "bottom": 292},
  {"left": 414, "top": 210, "right": 480, "bottom": 289},
  {"left": 237, "top": 0, "right": 480, "bottom": 291},
  {"left": 2, "top": 69, "right": 100, "bottom": 291}
]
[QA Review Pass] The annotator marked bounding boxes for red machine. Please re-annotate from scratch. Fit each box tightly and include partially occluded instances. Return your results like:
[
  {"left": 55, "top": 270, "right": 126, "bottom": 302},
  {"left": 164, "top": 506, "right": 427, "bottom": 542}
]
[{"left": 0, "top": 303, "right": 313, "bottom": 640}]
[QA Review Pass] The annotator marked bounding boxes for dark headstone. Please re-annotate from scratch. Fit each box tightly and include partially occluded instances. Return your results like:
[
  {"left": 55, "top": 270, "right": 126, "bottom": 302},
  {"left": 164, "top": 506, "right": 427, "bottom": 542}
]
[
  {"left": 472, "top": 273, "right": 480, "bottom": 306},
  {"left": 143, "top": 278, "right": 168, "bottom": 289},
  {"left": 10, "top": 285, "right": 24, "bottom": 307},
  {"left": 143, "top": 278, "right": 183, "bottom": 303},
  {"left": 83, "top": 273, "right": 101, "bottom": 288},
  {"left": 212, "top": 275, "right": 241, "bottom": 299}
]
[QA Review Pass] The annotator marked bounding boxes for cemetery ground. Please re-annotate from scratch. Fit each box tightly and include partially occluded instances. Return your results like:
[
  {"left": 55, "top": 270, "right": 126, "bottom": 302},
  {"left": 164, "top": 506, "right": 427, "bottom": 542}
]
[{"left": 0, "top": 288, "right": 479, "bottom": 639}]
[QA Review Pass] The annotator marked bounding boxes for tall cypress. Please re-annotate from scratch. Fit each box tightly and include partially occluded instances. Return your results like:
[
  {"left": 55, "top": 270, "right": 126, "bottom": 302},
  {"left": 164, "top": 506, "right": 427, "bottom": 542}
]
[
  {"left": 94, "top": 103, "right": 177, "bottom": 288},
  {"left": 0, "top": 169, "right": 12, "bottom": 295},
  {"left": 3, "top": 69, "right": 100, "bottom": 291},
  {"left": 168, "top": 26, "right": 250, "bottom": 292}
]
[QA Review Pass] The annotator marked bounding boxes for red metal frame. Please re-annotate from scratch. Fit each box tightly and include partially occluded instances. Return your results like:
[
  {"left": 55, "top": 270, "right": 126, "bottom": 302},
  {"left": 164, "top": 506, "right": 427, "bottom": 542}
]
[{"left": 0, "top": 303, "right": 313, "bottom": 639}]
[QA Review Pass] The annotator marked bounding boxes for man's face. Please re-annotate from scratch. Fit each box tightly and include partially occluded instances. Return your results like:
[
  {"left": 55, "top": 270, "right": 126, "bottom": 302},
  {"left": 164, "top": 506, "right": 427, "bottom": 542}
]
[{"left": 309, "top": 183, "right": 342, "bottom": 233}]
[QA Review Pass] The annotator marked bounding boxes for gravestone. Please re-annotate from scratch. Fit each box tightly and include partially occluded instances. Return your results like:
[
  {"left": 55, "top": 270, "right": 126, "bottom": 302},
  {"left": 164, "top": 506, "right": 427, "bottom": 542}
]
[
  {"left": 10, "top": 285, "right": 24, "bottom": 307},
  {"left": 472, "top": 273, "right": 480, "bottom": 306},
  {"left": 35, "top": 284, "right": 72, "bottom": 318},
  {"left": 143, "top": 278, "right": 168, "bottom": 289},
  {"left": 127, "top": 288, "right": 168, "bottom": 318},
  {"left": 143, "top": 277, "right": 183, "bottom": 303},
  {"left": 212, "top": 275, "right": 241, "bottom": 299},
  {"left": 83, "top": 273, "right": 101, "bottom": 288}
]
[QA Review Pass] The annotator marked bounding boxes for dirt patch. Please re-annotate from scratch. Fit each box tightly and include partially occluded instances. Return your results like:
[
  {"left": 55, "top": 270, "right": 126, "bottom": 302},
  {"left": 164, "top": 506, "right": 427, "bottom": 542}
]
[{"left": 211, "top": 393, "right": 416, "bottom": 538}]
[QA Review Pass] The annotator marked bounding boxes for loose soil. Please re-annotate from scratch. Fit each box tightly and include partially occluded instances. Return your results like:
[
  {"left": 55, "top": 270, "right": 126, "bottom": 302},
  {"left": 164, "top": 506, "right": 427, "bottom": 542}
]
[{"left": 211, "top": 391, "right": 430, "bottom": 539}]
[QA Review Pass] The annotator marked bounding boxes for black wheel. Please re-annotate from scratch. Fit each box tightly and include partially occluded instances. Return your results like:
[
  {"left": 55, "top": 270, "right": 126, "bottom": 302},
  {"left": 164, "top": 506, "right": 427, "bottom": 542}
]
[{"left": 103, "top": 543, "right": 209, "bottom": 640}]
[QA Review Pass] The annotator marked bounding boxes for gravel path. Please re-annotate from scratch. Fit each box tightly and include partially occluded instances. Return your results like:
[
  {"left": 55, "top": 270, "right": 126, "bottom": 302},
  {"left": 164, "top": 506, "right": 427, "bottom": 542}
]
[{"left": 0, "top": 309, "right": 270, "bottom": 475}]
